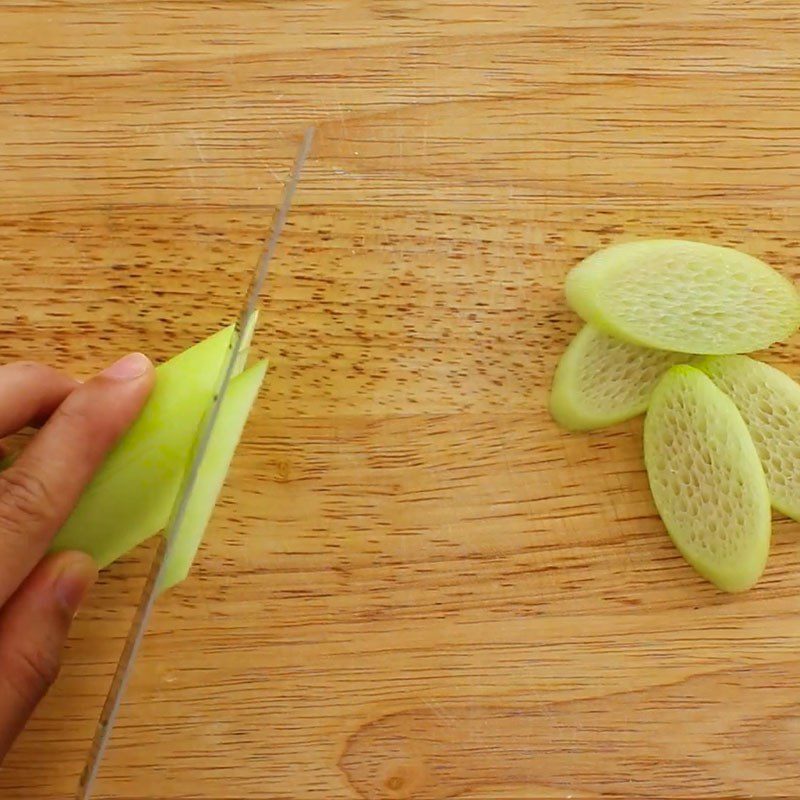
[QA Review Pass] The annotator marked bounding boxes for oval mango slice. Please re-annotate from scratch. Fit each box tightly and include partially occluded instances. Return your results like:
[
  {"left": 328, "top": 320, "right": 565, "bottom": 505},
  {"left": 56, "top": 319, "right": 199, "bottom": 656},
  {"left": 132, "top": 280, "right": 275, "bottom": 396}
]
[
  {"left": 565, "top": 239, "right": 800, "bottom": 354},
  {"left": 550, "top": 324, "right": 688, "bottom": 431},
  {"left": 644, "top": 365, "right": 770, "bottom": 592},
  {"left": 698, "top": 355, "right": 800, "bottom": 523}
]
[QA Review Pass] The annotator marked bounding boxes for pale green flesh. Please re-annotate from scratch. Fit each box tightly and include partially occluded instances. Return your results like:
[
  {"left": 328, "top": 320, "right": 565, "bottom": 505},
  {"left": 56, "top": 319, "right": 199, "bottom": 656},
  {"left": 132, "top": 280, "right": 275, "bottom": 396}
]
[
  {"left": 550, "top": 324, "right": 689, "bottom": 431},
  {"left": 51, "top": 325, "right": 237, "bottom": 566},
  {"left": 644, "top": 366, "right": 771, "bottom": 593},
  {"left": 160, "top": 360, "right": 267, "bottom": 591},
  {"left": 698, "top": 355, "right": 800, "bottom": 523},
  {"left": 565, "top": 239, "right": 800, "bottom": 354},
  {"left": 51, "top": 321, "right": 260, "bottom": 583}
]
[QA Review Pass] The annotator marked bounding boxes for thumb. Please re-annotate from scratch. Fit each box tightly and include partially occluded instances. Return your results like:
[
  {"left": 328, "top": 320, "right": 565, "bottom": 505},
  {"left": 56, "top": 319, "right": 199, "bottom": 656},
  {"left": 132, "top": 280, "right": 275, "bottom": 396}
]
[{"left": 0, "top": 550, "right": 97, "bottom": 761}]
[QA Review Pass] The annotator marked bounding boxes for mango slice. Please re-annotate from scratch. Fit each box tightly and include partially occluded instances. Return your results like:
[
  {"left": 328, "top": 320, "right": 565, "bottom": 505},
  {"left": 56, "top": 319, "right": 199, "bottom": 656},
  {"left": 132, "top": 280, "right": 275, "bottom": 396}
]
[
  {"left": 565, "top": 239, "right": 800, "bottom": 354},
  {"left": 698, "top": 355, "right": 800, "bottom": 523},
  {"left": 51, "top": 322, "right": 262, "bottom": 587},
  {"left": 644, "top": 365, "right": 770, "bottom": 592},
  {"left": 160, "top": 360, "right": 267, "bottom": 591},
  {"left": 51, "top": 326, "right": 237, "bottom": 567},
  {"left": 550, "top": 324, "right": 688, "bottom": 430}
]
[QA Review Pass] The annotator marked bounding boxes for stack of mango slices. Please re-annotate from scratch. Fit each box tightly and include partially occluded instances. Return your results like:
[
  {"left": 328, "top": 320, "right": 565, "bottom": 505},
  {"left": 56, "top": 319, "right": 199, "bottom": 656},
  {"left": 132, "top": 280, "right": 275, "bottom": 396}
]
[{"left": 550, "top": 239, "right": 800, "bottom": 592}]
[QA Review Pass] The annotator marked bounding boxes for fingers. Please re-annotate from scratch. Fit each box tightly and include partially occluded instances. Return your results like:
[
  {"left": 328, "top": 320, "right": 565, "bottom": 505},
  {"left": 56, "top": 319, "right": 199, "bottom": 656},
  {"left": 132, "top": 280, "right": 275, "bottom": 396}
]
[
  {"left": 0, "top": 353, "right": 154, "bottom": 606},
  {"left": 0, "top": 362, "right": 78, "bottom": 437},
  {"left": 0, "top": 550, "right": 97, "bottom": 761}
]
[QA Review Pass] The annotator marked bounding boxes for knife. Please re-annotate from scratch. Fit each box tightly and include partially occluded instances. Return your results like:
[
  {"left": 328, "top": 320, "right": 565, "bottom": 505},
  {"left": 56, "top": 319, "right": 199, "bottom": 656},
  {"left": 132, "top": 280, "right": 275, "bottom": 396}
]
[{"left": 75, "top": 126, "right": 315, "bottom": 800}]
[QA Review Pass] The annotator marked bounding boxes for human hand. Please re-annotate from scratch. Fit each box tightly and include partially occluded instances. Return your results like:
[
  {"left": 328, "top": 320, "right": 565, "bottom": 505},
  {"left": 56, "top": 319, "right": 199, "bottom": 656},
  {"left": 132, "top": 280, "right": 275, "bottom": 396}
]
[{"left": 0, "top": 353, "right": 154, "bottom": 761}]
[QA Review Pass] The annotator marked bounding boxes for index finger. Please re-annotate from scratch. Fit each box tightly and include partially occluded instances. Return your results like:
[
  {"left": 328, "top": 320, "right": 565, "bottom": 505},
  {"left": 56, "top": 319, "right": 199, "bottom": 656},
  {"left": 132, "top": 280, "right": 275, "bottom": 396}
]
[{"left": 0, "top": 353, "right": 154, "bottom": 606}]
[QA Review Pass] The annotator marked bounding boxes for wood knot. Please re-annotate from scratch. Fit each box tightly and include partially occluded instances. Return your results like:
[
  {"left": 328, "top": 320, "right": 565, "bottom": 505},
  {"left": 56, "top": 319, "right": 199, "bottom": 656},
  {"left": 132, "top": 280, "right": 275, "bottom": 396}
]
[
  {"left": 381, "top": 760, "right": 424, "bottom": 799},
  {"left": 274, "top": 460, "right": 291, "bottom": 482}
]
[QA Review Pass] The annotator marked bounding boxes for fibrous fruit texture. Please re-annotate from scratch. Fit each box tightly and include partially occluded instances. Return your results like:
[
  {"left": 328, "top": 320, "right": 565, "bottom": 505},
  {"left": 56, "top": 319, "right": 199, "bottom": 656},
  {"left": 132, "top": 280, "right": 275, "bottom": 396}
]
[
  {"left": 698, "top": 355, "right": 800, "bottom": 523},
  {"left": 565, "top": 239, "right": 800, "bottom": 354},
  {"left": 643, "top": 365, "right": 771, "bottom": 592},
  {"left": 550, "top": 324, "right": 688, "bottom": 430}
]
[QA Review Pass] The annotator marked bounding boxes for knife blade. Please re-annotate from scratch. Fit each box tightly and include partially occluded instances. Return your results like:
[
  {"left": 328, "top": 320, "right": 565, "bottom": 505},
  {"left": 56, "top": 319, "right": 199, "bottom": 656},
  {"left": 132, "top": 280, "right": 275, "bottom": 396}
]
[{"left": 75, "top": 126, "right": 315, "bottom": 800}]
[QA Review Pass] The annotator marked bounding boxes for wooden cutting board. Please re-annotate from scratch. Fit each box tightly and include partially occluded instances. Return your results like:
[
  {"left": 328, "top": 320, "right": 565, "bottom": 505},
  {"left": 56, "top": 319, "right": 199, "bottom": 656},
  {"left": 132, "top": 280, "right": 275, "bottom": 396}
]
[{"left": 1, "top": 2, "right": 800, "bottom": 798}]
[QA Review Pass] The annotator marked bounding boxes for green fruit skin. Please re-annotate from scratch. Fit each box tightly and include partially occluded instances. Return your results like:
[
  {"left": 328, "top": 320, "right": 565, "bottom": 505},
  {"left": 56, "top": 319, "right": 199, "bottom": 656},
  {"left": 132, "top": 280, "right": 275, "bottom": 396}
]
[
  {"left": 643, "top": 365, "right": 771, "bottom": 593},
  {"left": 159, "top": 359, "right": 267, "bottom": 591},
  {"left": 51, "top": 325, "right": 237, "bottom": 568}
]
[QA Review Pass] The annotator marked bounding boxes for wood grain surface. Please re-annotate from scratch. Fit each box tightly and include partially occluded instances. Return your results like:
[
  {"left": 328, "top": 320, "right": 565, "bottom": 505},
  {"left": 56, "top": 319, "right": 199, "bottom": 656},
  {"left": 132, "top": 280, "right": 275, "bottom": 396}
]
[{"left": 2, "top": 1, "right": 800, "bottom": 798}]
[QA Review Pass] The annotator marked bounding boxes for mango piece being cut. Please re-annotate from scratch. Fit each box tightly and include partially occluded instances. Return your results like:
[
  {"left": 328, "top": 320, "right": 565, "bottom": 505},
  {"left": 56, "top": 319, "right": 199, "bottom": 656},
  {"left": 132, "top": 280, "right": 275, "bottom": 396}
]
[
  {"left": 565, "top": 239, "right": 800, "bottom": 354},
  {"left": 550, "top": 324, "right": 689, "bottom": 430},
  {"left": 51, "top": 323, "right": 262, "bottom": 587},
  {"left": 160, "top": 360, "right": 267, "bottom": 591},
  {"left": 698, "top": 355, "right": 800, "bottom": 523},
  {"left": 644, "top": 365, "right": 770, "bottom": 592}
]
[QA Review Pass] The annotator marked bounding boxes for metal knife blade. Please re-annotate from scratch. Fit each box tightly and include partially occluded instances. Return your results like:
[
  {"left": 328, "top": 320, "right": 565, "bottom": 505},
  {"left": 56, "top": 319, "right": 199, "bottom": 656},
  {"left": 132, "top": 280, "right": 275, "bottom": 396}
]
[{"left": 75, "top": 126, "right": 315, "bottom": 800}]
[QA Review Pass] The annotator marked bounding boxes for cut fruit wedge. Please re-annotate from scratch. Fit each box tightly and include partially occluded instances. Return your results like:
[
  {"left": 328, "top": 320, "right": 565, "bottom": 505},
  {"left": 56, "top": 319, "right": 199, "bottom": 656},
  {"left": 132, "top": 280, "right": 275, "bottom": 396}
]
[
  {"left": 565, "top": 239, "right": 800, "bottom": 354},
  {"left": 160, "top": 359, "right": 267, "bottom": 591},
  {"left": 51, "top": 321, "right": 259, "bottom": 577},
  {"left": 643, "top": 365, "right": 770, "bottom": 592},
  {"left": 698, "top": 355, "right": 800, "bottom": 523},
  {"left": 550, "top": 324, "right": 689, "bottom": 430},
  {"left": 51, "top": 325, "right": 237, "bottom": 567}
]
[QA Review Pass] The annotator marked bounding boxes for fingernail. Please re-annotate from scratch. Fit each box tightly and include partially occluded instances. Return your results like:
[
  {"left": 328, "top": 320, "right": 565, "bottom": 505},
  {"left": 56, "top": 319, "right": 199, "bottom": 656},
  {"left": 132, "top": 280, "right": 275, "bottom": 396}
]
[
  {"left": 101, "top": 352, "right": 150, "bottom": 381},
  {"left": 54, "top": 553, "right": 98, "bottom": 615}
]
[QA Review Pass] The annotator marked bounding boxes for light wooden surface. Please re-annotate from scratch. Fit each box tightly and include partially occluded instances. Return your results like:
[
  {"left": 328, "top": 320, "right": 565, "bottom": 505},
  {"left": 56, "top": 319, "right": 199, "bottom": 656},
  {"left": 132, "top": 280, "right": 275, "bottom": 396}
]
[{"left": 2, "top": 2, "right": 800, "bottom": 798}]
